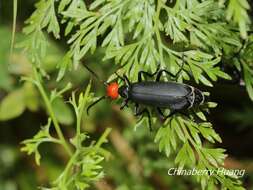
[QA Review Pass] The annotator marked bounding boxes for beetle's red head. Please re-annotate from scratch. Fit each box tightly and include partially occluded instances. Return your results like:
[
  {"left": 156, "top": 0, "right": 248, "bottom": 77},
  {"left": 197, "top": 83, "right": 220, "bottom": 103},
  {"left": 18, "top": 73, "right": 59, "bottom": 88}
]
[{"left": 106, "top": 82, "right": 119, "bottom": 100}]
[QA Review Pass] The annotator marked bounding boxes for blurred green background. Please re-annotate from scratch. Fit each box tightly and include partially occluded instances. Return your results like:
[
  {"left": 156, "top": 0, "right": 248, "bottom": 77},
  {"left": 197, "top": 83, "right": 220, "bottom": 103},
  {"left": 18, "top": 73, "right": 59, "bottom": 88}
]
[{"left": 1, "top": 1, "right": 253, "bottom": 190}]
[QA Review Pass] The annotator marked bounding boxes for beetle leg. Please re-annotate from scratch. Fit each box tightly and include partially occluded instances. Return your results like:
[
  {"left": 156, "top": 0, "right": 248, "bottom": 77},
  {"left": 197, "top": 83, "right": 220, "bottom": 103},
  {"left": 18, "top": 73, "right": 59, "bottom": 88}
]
[
  {"left": 156, "top": 54, "right": 185, "bottom": 81},
  {"left": 138, "top": 64, "right": 160, "bottom": 82},
  {"left": 157, "top": 107, "right": 173, "bottom": 124},
  {"left": 120, "top": 99, "right": 129, "bottom": 110},
  {"left": 138, "top": 71, "right": 156, "bottom": 82},
  {"left": 135, "top": 107, "right": 152, "bottom": 131},
  {"left": 157, "top": 107, "right": 177, "bottom": 122},
  {"left": 156, "top": 107, "right": 166, "bottom": 120},
  {"left": 175, "top": 53, "right": 185, "bottom": 78},
  {"left": 156, "top": 70, "right": 177, "bottom": 81}
]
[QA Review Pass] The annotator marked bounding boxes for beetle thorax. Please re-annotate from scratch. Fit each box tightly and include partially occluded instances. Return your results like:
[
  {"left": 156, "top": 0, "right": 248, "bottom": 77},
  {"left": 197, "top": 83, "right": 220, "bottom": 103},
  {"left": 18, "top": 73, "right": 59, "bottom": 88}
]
[{"left": 118, "top": 85, "right": 129, "bottom": 99}]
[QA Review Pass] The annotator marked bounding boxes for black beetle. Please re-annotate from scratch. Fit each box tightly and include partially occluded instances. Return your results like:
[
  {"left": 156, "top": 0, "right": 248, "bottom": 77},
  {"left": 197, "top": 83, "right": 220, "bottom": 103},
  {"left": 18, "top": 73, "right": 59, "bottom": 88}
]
[{"left": 85, "top": 64, "right": 205, "bottom": 130}]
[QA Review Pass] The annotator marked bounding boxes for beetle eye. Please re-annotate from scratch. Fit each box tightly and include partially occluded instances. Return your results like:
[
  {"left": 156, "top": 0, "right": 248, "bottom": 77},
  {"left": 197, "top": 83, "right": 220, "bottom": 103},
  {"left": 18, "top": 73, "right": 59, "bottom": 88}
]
[{"left": 119, "top": 86, "right": 128, "bottom": 98}]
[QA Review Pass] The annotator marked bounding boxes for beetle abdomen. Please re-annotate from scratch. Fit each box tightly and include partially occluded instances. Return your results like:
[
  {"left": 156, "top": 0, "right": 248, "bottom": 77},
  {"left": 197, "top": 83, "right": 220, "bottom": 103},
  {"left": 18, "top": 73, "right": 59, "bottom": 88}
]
[{"left": 130, "top": 82, "right": 193, "bottom": 109}]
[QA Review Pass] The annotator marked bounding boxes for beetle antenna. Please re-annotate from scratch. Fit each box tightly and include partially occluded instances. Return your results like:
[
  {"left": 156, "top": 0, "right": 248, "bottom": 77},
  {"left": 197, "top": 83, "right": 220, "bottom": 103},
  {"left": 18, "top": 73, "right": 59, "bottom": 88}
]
[
  {"left": 87, "top": 96, "right": 106, "bottom": 115},
  {"left": 115, "top": 71, "right": 125, "bottom": 81},
  {"left": 83, "top": 64, "right": 108, "bottom": 86},
  {"left": 114, "top": 71, "right": 131, "bottom": 86}
]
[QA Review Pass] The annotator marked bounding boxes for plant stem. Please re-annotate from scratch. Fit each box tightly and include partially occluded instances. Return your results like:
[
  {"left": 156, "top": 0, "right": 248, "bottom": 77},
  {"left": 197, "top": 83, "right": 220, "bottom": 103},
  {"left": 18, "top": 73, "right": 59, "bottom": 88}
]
[
  {"left": 76, "top": 82, "right": 91, "bottom": 136},
  {"left": 10, "top": 0, "right": 17, "bottom": 55},
  {"left": 33, "top": 67, "right": 73, "bottom": 156},
  {"left": 95, "top": 128, "right": 112, "bottom": 149},
  {"left": 62, "top": 150, "right": 79, "bottom": 184},
  {"left": 155, "top": 1, "right": 163, "bottom": 61}
]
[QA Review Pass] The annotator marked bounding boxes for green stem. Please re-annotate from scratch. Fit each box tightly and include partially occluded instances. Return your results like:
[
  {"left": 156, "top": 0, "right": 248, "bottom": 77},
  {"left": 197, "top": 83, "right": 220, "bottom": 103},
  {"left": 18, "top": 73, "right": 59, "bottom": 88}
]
[
  {"left": 155, "top": 0, "right": 165, "bottom": 68},
  {"left": 62, "top": 150, "right": 79, "bottom": 184},
  {"left": 33, "top": 67, "right": 73, "bottom": 156},
  {"left": 76, "top": 82, "right": 91, "bottom": 136},
  {"left": 76, "top": 98, "right": 85, "bottom": 136},
  {"left": 95, "top": 128, "right": 112, "bottom": 149},
  {"left": 10, "top": 0, "right": 17, "bottom": 55}
]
